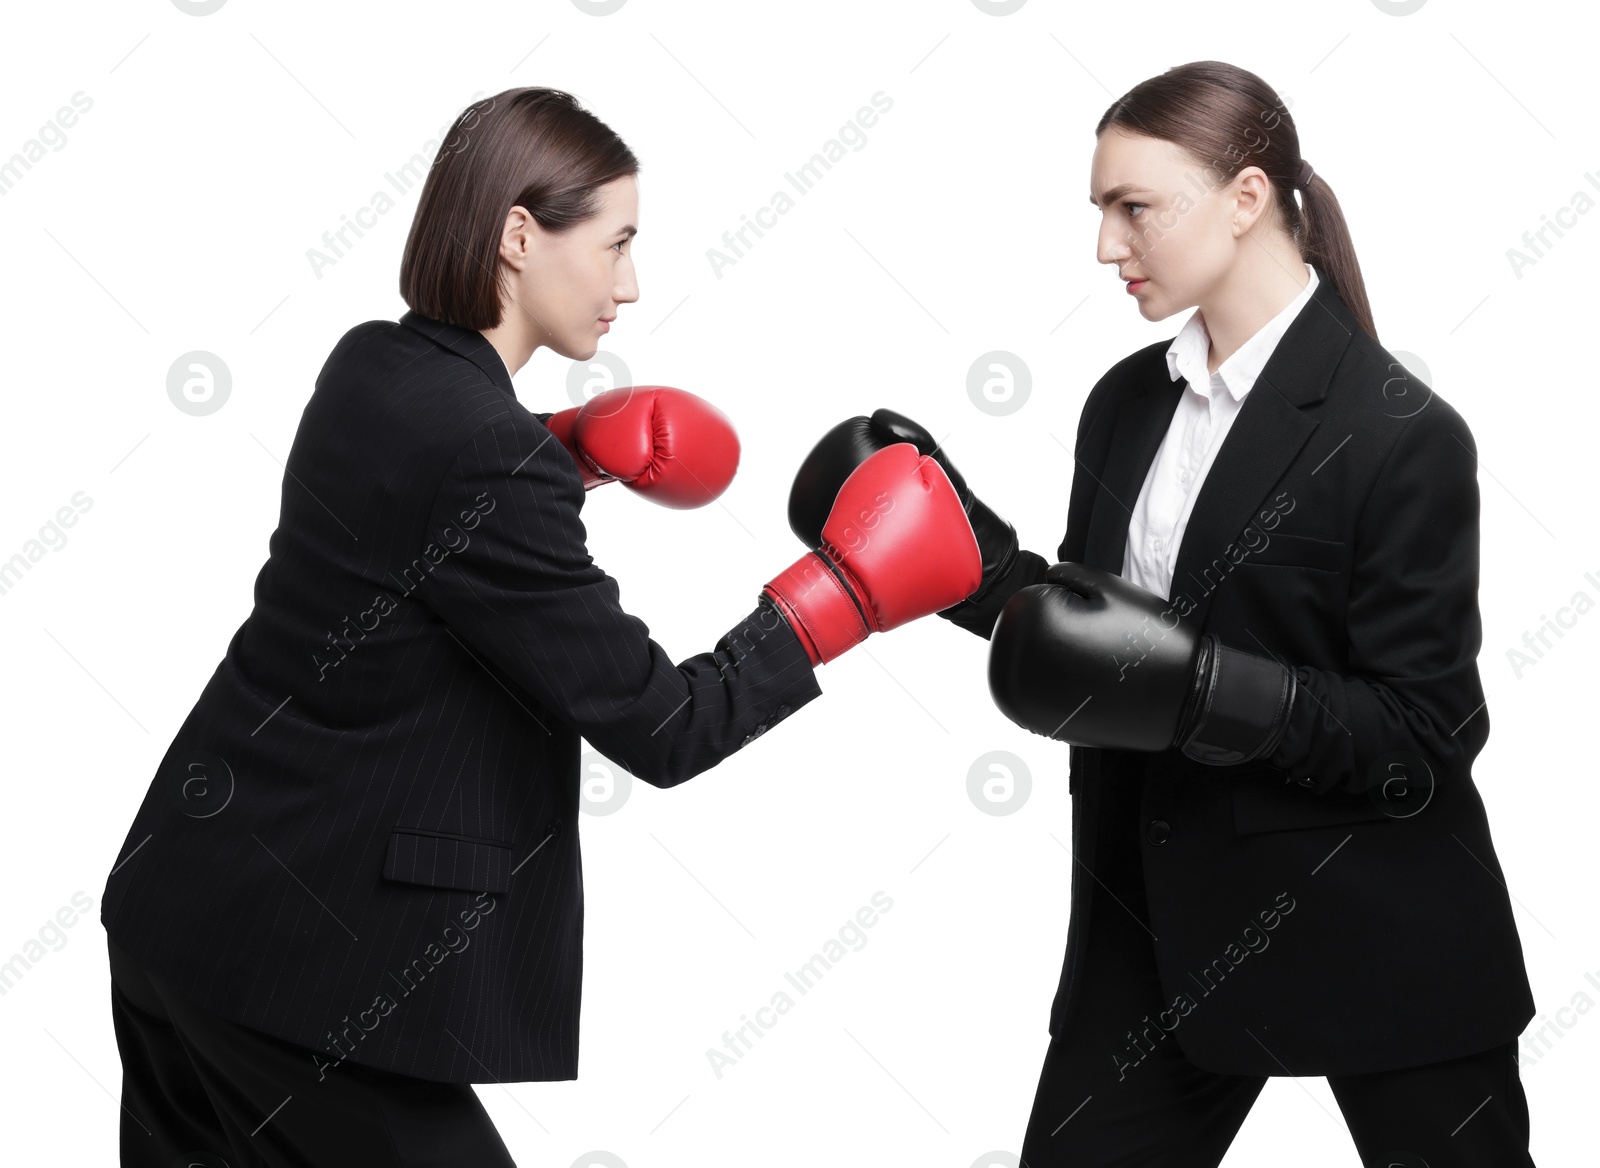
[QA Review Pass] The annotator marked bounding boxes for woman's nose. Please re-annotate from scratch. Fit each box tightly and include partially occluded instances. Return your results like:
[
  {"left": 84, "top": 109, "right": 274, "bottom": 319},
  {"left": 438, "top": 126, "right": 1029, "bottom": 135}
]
[{"left": 1097, "top": 225, "right": 1131, "bottom": 267}]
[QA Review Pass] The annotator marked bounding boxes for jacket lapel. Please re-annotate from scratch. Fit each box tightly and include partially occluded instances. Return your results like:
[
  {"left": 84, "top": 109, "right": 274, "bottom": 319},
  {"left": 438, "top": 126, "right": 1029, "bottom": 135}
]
[
  {"left": 1081, "top": 382, "right": 1182, "bottom": 573},
  {"left": 1084, "top": 269, "right": 1358, "bottom": 628},
  {"left": 1169, "top": 270, "right": 1358, "bottom": 628},
  {"left": 1166, "top": 371, "right": 1319, "bottom": 628}
]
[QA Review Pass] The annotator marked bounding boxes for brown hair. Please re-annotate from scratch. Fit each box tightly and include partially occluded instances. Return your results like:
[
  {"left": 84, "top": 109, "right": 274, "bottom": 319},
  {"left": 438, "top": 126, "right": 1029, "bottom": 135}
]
[
  {"left": 399, "top": 87, "right": 639, "bottom": 331},
  {"left": 1096, "top": 60, "right": 1376, "bottom": 341}
]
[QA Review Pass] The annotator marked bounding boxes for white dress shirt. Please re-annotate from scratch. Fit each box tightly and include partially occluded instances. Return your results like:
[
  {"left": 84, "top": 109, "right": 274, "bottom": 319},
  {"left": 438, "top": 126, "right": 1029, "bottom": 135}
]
[{"left": 1121, "top": 264, "right": 1319, "bottom": 600}]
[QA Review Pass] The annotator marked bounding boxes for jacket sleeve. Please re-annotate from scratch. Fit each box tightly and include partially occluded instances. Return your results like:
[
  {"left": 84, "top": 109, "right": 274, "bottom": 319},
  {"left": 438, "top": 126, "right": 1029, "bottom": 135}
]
[
  {"left": 1268, "top": 399, "right": 1490, "bottom": 795},
  {"left": 417, "top": 414, "right": 822, "bottom": 787},
  {"left": 938, "top": 549, "right": 1050, "bottom": 639}
]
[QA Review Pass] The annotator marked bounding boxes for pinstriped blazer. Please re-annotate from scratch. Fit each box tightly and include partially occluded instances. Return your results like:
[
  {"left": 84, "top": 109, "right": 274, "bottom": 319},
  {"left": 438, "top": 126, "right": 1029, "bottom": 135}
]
[{"left": 101, "top": 310, "right": 821, "bottom": 1083}]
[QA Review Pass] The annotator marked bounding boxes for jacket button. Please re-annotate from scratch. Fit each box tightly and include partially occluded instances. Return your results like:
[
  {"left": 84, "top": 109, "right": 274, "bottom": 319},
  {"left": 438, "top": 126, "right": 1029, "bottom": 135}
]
[
  {"left": 547, "top": 820, "right": 562, "bottom": 837},
  {"left": 1146, "top": 819, "right": 1171, "bottom": 845},
  {"left": 776, "top": 705, "right": 791, "bottom": 719}
]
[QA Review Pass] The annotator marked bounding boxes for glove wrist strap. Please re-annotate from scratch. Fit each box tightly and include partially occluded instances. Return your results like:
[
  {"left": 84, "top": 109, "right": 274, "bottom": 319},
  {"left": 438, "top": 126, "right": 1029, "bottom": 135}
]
[
  {"left": 1177, "top": 637, "right": 1297, "bottom": 766},
  {"left": 544, "top": 407, "right": 618, "bottom": 490},
  {"left": 763, "top": 552, "right": 870, "bottom": 665}
]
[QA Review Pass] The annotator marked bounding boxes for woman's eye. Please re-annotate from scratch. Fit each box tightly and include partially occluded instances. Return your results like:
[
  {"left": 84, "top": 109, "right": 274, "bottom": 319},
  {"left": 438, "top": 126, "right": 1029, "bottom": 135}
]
[
  {"left": 1125, "top": 202, "right": 1146, "bottom": 217},
  {"left": 612, "top": 240, "right": 627, "bottom": 253}
]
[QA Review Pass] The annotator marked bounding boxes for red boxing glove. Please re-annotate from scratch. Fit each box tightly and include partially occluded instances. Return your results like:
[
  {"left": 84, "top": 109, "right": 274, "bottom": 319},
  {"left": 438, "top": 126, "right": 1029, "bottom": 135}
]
[
  {"left": 545, "top": 386, "right": 740, "bottom": 509},
  {"left": 763, "top": 443, "right": 983, "bottom": 665}
]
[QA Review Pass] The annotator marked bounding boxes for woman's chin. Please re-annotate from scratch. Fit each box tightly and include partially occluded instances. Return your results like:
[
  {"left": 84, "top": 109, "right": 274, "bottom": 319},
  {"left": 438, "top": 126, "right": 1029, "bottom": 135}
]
[
  {"left": 556, "top": 339, "right": 600, "bottom": 362},
  {"left": 1135, "top": 296, "right": 1181, "bottom": 324}
]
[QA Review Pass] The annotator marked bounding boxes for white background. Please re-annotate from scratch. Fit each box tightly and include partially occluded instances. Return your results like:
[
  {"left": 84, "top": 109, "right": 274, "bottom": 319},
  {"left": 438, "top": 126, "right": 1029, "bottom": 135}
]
[{"left": 1, "top": 0, "right": 1594, "bottom": 1165}]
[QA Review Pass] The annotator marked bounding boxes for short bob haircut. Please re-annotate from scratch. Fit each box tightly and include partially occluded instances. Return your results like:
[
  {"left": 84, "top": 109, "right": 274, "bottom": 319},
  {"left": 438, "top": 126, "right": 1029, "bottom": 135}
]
[{"left": 399, "top": 87, "right": 639, "bottom": 331}]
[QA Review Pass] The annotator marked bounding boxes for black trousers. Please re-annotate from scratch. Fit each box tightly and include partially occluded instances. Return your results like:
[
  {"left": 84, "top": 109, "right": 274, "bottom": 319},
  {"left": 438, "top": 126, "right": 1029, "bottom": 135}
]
[
  {"left": 1018, "top": 780, "right": 1536, "bottom": 1167},
  {"left": 107, "top": 935, "right": 517, "bottom": 1167}
]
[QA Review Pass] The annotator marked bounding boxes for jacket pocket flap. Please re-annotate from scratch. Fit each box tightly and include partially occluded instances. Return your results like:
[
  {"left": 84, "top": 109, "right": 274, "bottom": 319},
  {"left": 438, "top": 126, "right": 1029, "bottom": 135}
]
[
  {"left": 1229, "top": 771, "right": 1394, "bottom": 835},
  {"left": 1241, "top": 532, "right": 1344, "bottom": 572},
  {"left": 382, "top": 828, "right": 514, "bottom": 893}
]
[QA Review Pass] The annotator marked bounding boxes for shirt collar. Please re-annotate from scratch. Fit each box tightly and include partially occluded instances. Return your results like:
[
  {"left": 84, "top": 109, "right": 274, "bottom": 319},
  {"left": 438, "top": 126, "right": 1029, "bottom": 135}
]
[{"left": 1165, "top": 263, "right": 1319, "bottom": 401}]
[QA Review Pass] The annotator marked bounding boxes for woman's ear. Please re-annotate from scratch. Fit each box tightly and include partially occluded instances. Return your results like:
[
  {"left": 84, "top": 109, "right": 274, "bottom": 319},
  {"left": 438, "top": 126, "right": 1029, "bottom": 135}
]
[
  {"left": 1229, "top": 165, "right": 1274, "bottom": 238},
  {"left": 496, "top": 205, "right": 538, "bottom": 273}
]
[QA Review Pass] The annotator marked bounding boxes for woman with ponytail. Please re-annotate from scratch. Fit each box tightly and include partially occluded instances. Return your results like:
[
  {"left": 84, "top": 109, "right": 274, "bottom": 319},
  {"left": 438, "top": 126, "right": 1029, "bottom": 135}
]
[
  {"left": 787, "top": 59, "right": 1538, "bottom": 1166},
  {"left": 997, "top": 59, "right": 1538, "bottom": 1167}
]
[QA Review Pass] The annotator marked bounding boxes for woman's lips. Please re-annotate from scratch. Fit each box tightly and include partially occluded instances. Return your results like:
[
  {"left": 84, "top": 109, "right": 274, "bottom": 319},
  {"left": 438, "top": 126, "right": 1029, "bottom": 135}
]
[{"left": 1125, "top": 279, "right": 1148, "bottom": 294}]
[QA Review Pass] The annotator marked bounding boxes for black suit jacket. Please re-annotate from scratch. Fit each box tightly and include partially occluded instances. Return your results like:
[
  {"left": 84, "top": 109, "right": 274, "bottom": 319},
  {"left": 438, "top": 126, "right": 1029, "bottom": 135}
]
[
  {"left": 101, "top": 310, "right": 821, "bottom": 1083},
  {"left": 950, "top": 269, "right": 1535, "bottom": 1075}
]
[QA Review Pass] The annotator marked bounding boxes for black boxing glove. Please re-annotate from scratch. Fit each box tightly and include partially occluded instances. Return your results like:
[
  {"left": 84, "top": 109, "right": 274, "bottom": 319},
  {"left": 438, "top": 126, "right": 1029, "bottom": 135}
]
[
  {"left": 787, "top": 409, "right": 1021, "bottom": 619},
  {"left": 987, "top": 562, "right": 1297, "bottom": 764}
]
